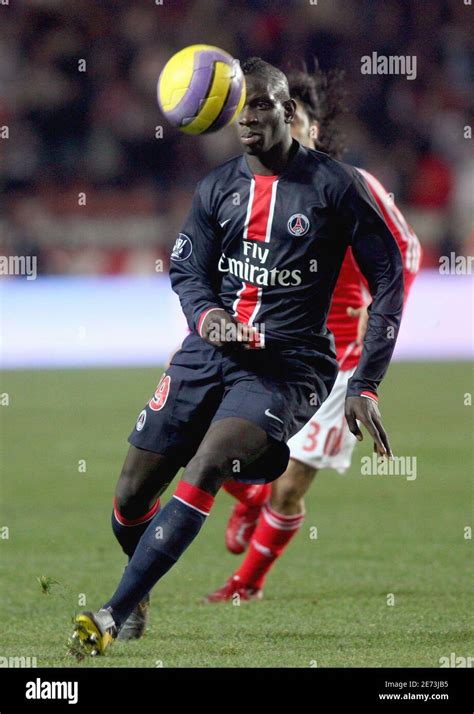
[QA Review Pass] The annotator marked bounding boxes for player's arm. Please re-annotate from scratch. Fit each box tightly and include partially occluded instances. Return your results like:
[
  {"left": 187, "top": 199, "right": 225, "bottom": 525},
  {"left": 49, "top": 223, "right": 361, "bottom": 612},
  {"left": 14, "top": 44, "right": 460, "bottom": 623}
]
[
  {"left": 336, "top": 171, "right": 404, "bottom": 457},
  {"left": 346, "top": 178, "right": 422, "bottom": 346},
  {"left": 359, "top": 168, "right": 422, "bottom": 304},
  {"left": 169, "top": 182, "right": 256, "bottom": 347}
]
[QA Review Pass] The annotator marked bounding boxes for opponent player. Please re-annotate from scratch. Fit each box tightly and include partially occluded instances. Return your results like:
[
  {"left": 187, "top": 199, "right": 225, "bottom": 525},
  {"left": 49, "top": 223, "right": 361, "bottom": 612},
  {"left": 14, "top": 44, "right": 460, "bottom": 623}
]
[
  {"left": 205, "top": 63, "right": 422, "bottom": 603},
  {"left": 70, "top": 57, "right": 404, "bottom": 656}
]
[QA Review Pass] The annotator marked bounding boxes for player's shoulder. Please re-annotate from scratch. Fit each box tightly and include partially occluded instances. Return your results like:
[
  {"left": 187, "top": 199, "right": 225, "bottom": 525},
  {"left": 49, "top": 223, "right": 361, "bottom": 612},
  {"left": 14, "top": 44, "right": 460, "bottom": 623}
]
[
  {"left": 303, "top": 147, "right": 361, "bottom": 200},
  {"left": 354, "top": 166, "right": 390, "bottom": 200},
  {"left": 307, "top": 148, "right": 358, "bottom": 180},
  {"left": 197, "top": 155, "right": 243, "bottom": 194},
  {"left": 192, "top": 155, "right": 243, "bottom": 211}
]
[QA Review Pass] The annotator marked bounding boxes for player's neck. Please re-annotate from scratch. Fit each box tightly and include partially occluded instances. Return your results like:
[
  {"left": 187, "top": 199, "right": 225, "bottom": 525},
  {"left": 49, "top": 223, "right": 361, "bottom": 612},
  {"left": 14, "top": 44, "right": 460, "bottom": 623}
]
[{"left": 246, "top": 137, "right": 296, "bottom": 177}]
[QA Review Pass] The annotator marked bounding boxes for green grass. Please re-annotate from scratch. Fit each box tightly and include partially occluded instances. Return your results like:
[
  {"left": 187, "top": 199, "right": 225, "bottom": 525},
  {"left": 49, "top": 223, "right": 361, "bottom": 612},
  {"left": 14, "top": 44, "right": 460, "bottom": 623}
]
[{"left": 0, "top": 363, "right": 472, "bottom": 668}]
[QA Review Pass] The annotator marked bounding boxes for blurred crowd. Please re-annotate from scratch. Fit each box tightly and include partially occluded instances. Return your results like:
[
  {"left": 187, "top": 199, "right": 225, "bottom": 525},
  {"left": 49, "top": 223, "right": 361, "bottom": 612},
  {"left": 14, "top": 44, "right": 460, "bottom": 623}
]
[{"left": 0, "top": 0, "right": 472, "bottom": 275}]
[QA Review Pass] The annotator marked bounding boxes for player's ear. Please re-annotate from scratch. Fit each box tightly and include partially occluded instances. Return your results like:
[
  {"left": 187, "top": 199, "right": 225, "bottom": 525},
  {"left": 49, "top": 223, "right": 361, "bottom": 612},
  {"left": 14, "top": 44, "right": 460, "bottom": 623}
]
[
  {"left": 283, "top": 98, "right": 297, "bottom": 124},
  {"left": 310, "top": 121, "right": 320, "bottom": 143}
]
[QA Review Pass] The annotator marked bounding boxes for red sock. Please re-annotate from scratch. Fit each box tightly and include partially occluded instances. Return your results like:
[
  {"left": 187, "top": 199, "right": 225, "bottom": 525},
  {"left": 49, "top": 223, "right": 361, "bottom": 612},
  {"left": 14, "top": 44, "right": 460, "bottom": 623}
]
[
  {"left": 234, "top": 501, "right": 305, "bottom": 589},
  {"left": 223, "top": 481, "right": 271, "bottom": 508}
]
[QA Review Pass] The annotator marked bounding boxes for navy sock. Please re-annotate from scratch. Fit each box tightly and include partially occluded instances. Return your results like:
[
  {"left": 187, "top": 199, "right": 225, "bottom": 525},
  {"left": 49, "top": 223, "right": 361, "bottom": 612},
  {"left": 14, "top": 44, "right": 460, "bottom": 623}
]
[
  {"left": 111, "top": 498, "right": 161, "bottom": 558},
  {"left": 104, "top": 482, "right": 214, "bottom": 627}
]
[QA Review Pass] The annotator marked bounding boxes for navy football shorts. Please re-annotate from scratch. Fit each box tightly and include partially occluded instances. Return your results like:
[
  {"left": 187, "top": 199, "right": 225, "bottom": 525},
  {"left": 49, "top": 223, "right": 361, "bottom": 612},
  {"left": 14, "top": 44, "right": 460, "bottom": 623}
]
[{"left": 129, "top": 333, "right": 338, "bottom": 484}]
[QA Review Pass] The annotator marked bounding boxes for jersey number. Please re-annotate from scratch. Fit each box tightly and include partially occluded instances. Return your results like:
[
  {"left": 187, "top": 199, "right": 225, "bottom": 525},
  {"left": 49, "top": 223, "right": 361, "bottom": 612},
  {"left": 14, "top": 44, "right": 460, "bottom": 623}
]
[
  {"left": 302, "top": 419, "right": 344, "bottom": 456},
  {"left": 149, "top": 374, "right": 171, "bottom": 412}
]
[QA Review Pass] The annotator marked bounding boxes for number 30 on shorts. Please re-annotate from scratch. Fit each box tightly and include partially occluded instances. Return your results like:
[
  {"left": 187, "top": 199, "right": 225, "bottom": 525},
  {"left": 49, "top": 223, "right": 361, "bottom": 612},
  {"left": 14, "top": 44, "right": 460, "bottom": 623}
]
[
  {"left": 149, "top": 374, "right": 171, "bottom": 412},
  {"left": 303, "top": 420, "right": 343, "bottom": 456}
]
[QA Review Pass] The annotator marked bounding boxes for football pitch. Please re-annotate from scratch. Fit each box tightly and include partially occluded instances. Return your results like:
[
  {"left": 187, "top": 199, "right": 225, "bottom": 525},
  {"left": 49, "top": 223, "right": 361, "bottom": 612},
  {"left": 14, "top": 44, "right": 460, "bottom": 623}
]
[{"left": 1, "top": 362, "right": 472, "bottom": 668}]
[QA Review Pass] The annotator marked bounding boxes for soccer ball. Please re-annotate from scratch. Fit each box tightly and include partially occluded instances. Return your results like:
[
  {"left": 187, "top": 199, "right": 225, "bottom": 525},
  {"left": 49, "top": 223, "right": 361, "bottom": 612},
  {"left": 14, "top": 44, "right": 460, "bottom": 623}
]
[{"left": 157, "top": 44, "right": 246, "bottom": 135}]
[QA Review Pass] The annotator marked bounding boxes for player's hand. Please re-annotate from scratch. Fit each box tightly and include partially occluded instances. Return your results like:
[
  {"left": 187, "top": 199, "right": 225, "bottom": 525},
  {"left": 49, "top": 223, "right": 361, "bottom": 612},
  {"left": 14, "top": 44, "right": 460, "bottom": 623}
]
[
  {"left": 346, "top": 305, "right": 369, "bottom": 346},
  {"left": 200, "top": 309, "right": 260, "bottom": 348},
  {"left": 200, "top": 308, "right": 235, "bottom": 347},
  {"left": 345, "top": 395, "right": 393, "bottom": 458}
]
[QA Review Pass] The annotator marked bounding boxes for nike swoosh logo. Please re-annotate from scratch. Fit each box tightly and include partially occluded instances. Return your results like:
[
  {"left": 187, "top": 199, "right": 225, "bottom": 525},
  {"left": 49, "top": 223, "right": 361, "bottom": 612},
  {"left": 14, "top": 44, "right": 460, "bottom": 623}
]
[
  {"left": 219, "top": 218, "right": 231, "bottom": 228},
  {"left": 265, "top": 409, "right": 284, "bottom": 424}
]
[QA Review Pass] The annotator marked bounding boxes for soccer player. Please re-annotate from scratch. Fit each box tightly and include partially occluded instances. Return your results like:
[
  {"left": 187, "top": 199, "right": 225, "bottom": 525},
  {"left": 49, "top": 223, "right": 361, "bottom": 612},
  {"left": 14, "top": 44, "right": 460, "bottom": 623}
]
[
  {"left": 70, "top": 57, "right": 404, "bottom": 656},
  {"left": 205, "top": 63, "right": 422, "bottom": 603}
]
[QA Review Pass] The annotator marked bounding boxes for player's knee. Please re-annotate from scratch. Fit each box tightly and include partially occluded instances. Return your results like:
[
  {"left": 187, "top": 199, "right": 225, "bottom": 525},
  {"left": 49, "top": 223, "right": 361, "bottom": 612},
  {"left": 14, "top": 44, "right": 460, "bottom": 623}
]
[
  {"left": 271, "top": 485, "right": 304, "bottom": 514},
  {"left": 114, "top": 480, "right": 147, "bottom": 519},
  {"left": 290, "top": 459, "right": 317, "bottom": 484},
  {"left": 115, "top": 460, "right": 152, "bottom": 518},
  {"left": 271, "top": 460, "right": 315, "bottom": 513},
  {"left": 183, "top": 450, "right": 232, "bottom": 492}
]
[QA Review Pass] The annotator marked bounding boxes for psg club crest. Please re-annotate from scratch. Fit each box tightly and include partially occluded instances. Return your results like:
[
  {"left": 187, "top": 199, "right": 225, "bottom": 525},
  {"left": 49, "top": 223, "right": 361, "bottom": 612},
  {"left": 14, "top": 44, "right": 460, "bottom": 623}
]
[
  {"left": 287, "top": 213, "right": 310, "bottom": 237},
  {"left": 171, "top": 233, "right": 193, "bottom": 261}
]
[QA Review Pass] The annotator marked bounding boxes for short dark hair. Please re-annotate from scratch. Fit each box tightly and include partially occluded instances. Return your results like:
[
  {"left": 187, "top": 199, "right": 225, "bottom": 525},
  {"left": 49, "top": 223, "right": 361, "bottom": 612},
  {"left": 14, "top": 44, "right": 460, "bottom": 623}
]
[
  {"left": 241, "top": 56, "right": 290, "bottom": 103},
  {"left": 286, "top": 58, "right": 348, "bottom": 159}
]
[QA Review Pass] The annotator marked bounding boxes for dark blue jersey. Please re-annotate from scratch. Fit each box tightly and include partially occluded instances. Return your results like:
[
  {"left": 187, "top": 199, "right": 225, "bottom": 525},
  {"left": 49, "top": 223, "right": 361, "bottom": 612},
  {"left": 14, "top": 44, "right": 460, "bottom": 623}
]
[{"left": 170, "top": 141, "right": 404, "bottom": 398}]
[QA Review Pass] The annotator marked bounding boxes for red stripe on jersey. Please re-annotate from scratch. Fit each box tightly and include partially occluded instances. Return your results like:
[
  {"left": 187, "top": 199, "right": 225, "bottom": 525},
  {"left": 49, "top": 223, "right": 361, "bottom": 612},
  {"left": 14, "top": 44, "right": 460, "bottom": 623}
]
[
  {"left": 326, "top": 248, "right": 365, "bottom": 368},
  {"left": 234, "top": 282, "right": 260, "bottom": 324},
  {"left": 245, "top": 175, "right": 278, "bottom": 242},
  {"left": 234, "top": 175, "right": 278, "bottom": 323}
]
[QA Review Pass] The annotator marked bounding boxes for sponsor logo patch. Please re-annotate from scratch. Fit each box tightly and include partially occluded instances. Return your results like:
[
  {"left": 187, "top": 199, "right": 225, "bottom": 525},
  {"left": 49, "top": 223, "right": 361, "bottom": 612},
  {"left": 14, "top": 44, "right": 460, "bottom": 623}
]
[
  {"left": 171, "top": 233, "right": 193, "bottom": 261},
  {"left": 287, "top": 213, "right": 310, "bottom": 236}
]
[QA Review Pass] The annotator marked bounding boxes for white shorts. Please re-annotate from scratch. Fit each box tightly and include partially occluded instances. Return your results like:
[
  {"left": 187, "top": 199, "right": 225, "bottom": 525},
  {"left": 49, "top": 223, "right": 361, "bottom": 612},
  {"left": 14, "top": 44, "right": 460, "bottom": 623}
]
[{"left": 287, "top": 367, "right": 357, "bottom": 474}]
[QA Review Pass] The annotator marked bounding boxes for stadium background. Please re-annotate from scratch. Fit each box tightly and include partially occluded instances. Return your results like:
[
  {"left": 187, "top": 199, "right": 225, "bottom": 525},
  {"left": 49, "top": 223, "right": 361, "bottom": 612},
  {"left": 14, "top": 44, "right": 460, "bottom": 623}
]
[
  {"left": 0, "top": 0, "right": 473, "bottom": 668},
  {"left": 1, "top": 0, "right": 473, "bottom": 366}
]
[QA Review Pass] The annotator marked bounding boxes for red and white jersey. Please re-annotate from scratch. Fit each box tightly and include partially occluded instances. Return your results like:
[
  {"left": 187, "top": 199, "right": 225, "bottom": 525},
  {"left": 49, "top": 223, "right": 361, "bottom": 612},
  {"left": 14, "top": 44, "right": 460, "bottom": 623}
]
[{"left": 327, "top": 168, "right": 422, "bottom": 371}]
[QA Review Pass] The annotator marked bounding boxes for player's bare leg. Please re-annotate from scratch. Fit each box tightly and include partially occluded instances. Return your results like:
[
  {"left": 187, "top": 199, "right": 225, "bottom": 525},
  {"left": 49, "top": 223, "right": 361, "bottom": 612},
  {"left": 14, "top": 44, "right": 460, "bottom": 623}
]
[
  {"left": 270, "top": 459, "right": 316, "bottom": 515},
  {"left": 115, "top": 444, "right": 179, "bottom": 520},
  {"left": 71, "top": 418, "right": 274, "bottom": 656},
  {"left": 205, "top": 459, "right": 316, "bottom": 603}
]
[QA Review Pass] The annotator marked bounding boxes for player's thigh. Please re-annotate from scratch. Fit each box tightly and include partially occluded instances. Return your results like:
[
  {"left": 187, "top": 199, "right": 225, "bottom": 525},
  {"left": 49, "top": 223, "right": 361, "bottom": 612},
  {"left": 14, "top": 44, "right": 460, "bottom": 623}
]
[
  {"left": 271, "top": 458, "right": 317, "bottom": 510},
  {"left": 182, "top": 417, "right": 270, "bottom": 494}
]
